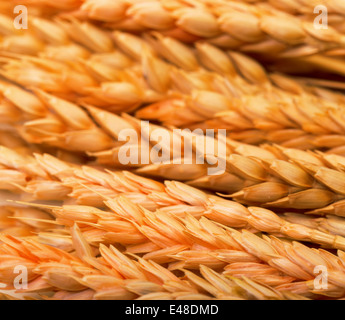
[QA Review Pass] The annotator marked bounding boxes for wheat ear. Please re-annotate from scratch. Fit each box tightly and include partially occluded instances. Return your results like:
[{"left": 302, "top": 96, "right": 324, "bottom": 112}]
[
  {"left": 1, "top": 15, "right": 345, "bottom": 149},
  {"left": 66, "top": 0, "right": 345, "bottom": 63},
  {"left": 0, "top": 227, "right": 304, "bottom": 300},
  {"left": 2, "top": 145, "right": 345, "bottom": 248}
]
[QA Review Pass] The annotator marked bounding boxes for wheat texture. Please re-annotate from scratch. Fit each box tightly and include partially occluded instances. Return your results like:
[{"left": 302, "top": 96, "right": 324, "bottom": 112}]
[{"left": 0, "top": 0, "right": 345, "bottom": 301}]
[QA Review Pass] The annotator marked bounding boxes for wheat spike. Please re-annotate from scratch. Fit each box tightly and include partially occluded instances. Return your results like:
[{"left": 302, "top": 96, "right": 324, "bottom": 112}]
[
  {"left": 2, "top": 0, "right": 345, "bottom": 80},
  {"left": 0, "top": 214, "right": 342, "bottom": 298},
  {"left": 30, "top": 199, "right": 298, "bottom": 289},
  {"left": 0, "top": 229, "right": 304, "bottom": 300},
  {"left": 1, "top": 146, "right": 345, "bottom": 253},
  {"left": 4, "top": 115, "right": 345, "bottom": 214},
  {"left": 0, "top": 205, "right": 57, "bottom": 237},
  {"left": 0, "top": 13, "right": 345, "bottom": 149},
  {"left": 24, "top": 0, "right": 344, "bottom": 66},
  {"left": 74, "top": 0, "right": 345, "bottom": 78},
  {"left": 0, "top": 0, "right": 345, "bottom": 301}
]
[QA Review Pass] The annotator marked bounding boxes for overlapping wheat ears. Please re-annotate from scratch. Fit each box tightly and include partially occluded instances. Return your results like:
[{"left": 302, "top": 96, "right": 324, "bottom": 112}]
[{"left": 0, "top": 0, "right": 345, "bottom": 300}]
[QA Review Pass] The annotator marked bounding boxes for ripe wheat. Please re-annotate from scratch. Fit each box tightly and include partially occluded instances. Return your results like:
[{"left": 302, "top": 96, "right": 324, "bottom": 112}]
[
  {"left": 0, "top": 0, "right": 345, "bottom": 301},
  {"left": 0, "top": 228, "right": 308, "bottom": 300},
  {"left": 0, "top": 14, "right": 345, "bottom": 149},
  {"left": 1, "top": 146, "right": 345, "bottom": 253},
  {"left": 12, "top": 0, "right": 344, "bottom": 78}
]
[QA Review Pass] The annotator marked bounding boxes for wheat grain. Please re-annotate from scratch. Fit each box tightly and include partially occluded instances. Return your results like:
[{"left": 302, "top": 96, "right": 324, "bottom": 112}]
[
  {"left": 78, "top": 0, "right": 345, "bottom": 78},
  {"left": 0, "top": 205, "right": 56, "bottom": 237},
  {"left": 3, "top": 145, "right": 345, "bottom": 243},
  {"left": 1, "top": 82, "right": 345, "bottom": 207},
  {"left": 5, "top": 190, "right": 345, "bottom": 296},
  {"left": 2, "top": 0, "right": 345, "bottom": 79},
  {"left": 49, "top": 0, "right": 345, "bottom": 62},
  {"left": 4, "top": 124, "right": 345, "bottom": 215},
  {"left": 1, "top": 16, "right": 345, "bottom": 149},
  {"left": 0, "top": 0, "right": 344, "bottom": 301},
  {"left": 3, "top": 148, "right": 345, "bottom": 295},
  {"left": 0, "top": 230, "right": 303, "bottom": 300}
]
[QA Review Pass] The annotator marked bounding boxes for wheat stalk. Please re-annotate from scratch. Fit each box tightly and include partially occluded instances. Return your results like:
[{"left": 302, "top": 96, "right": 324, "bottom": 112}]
[
  {"left": 3, "top": 195, "right": 340, "bottom": 291},
  {"left": 0, "top": 226, "right": 304, "bottom": 300},
  {"left": 2, "top": 74, "right": 345, "bottom": 184},
  {"left": 1, "top": 146, "right": 345, "bottom": 254},
  {"left": 0, "top": 83, "right": 123, "bottom": 153},
  {"left": 1, "top": 13, "right": 345, "bottom": 149},
  {"left": 74, "top": 0, "right": 345, "bottom": 78},
  {"left": 44, "top": 0, "right": 345, "bottom": 62},
  {"left": 19, "top": 199, "right": 297, "bottom": 288},
  {"left": 0, "top": 0, "right": 82, "bottom": 12},
  {"left": 257, "top": 0, "right": 345, "bottom": 17},
  {"left": 1, "top": 212, "right": 344, "bottom": 298},
  {"left": 3, "top": 107, "right": 345, "bottom": 215},
  {"left": 0, "top": 146, "right": 344, "bottom": 295},
  {"left": 0, "top": 1, "right": 344, "bottom": 301},
  {"left": 5, "top": 0, "right": 345, "bottom": 77},
  {"left": 119, "top": 122, "right": 345, "bottom": 212},
  {"left": 0, "top": 141, "right": 341, "bottom": 296},
  {"left": 0, "top": 205, "right": 57, "bottom": 237},
  {"left": 12, "top": 0, "right": 345, "bottom": 24}
]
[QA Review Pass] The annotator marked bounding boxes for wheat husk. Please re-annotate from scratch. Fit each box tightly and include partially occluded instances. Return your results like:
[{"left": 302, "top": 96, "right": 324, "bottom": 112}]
[
  {"left": 0, "top": 15, "right": 345, "bottom": 149},
  {"left": 0, "top": 0, "right": 345, "bottom": 301},
  {"left": 1, "top": 147, "right": 345, "bottom": 254},
  {"left": 11, "top": 0, "right": 343, "bottom": 78},
  {"left": 0, "top": 230, "right": 308, "bottom": 300}
]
